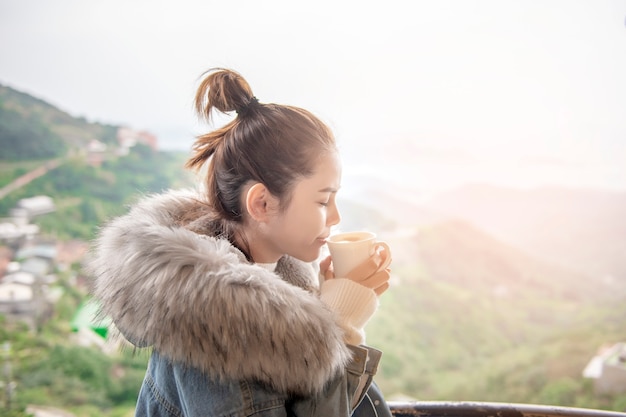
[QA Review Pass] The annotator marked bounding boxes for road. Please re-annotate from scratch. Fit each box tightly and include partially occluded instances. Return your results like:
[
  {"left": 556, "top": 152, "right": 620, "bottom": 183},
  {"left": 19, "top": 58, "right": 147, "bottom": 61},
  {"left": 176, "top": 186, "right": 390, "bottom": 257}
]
[{"left": 0, "top": 159, "right": 62, "bottom": 200}]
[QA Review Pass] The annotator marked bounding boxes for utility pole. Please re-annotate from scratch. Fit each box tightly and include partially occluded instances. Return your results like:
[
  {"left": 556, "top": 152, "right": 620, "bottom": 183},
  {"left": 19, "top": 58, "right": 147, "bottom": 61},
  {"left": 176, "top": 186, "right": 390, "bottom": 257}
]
[{"left": 1, "top": 341, "right": 15, "bottom": 411}]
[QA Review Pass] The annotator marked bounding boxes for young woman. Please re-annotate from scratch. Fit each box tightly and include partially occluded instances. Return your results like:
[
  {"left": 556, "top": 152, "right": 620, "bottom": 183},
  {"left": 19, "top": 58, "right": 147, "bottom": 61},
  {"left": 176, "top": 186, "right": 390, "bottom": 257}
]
[{"left": 87, "top": 68, "right": 392, "bottom": 416}]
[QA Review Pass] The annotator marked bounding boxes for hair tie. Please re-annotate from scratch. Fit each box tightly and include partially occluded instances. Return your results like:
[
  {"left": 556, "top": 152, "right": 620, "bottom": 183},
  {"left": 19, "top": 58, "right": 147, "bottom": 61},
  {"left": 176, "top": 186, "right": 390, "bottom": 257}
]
[{"left": 236, "top": 96, "right": 259, "bottom": 116}]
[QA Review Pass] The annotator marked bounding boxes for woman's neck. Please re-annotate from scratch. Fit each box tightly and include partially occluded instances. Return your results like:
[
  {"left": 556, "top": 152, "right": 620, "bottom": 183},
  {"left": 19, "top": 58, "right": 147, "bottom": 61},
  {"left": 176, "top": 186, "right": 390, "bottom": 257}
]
[{"left": 233, "top": 227, "right": 281, "bottom": 264}]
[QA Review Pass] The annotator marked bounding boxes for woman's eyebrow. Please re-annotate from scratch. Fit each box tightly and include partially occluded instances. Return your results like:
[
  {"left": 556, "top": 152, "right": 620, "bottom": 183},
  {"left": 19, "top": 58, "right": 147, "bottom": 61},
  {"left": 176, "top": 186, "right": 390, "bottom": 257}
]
[{"left": 318, "top": 187, "right": 339, "bottom": 193}]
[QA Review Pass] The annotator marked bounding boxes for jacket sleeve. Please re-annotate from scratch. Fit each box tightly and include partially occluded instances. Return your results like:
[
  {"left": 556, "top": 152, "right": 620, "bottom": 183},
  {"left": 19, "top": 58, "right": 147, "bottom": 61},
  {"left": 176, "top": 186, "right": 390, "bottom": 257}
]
[{"left": 289, "top": 345, "right": 382, "bottom": 417}]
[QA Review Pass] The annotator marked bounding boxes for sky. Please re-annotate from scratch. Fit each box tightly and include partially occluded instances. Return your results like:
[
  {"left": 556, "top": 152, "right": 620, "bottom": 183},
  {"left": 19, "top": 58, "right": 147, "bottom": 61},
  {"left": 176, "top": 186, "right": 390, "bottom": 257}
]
[{"left": 1, "top": 0, "right": 626, "bottom": 194}]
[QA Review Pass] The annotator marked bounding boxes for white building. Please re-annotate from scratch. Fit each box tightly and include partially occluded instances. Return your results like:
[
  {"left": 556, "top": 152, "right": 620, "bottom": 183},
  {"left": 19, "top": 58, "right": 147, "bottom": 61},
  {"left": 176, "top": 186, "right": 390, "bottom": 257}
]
[
  {"left": 0, "top": 221, "right": 39, "bottom": 242},
  {"left": 0, "top": 279, "right": 36, "bottom": 314},
  {"left": 583, "top": 342, "right": 626, "bottom": 394},
  {"left": 9, "top": 195, "right": 55, "bottom": 219}
]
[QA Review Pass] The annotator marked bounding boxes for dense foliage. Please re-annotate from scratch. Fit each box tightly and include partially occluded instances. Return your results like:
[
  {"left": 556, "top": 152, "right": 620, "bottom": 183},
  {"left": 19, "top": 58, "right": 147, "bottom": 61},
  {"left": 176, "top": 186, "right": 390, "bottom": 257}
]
[
  {"left": 1, "top": 270, "right": 150, "bottom": 417},
  {"left": 367, "top": 270, "right": 626, "bottom": 410},
  {"left": 0, "top": 105, "right": 68, "bottom": 160}
]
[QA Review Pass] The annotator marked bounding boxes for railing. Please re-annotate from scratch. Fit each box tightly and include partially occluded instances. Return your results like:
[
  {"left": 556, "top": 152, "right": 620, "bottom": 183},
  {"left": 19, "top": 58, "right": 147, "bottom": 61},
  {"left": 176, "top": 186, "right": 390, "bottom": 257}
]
[{"left": 388, "top": 401, "right": 626, "bottom": 417}]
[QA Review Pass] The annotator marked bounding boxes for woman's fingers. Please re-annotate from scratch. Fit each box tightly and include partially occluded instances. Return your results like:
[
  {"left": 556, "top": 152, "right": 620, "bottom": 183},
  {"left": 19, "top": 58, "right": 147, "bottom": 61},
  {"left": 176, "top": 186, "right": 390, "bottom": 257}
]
[
  {"left": 345, "top": 253, "right": 388, "bottom": 282},
  {"left": 356, "top": 269, "right": 391, "bottom": 294},
  {"left": 328, "top": 248, "right": 393, "bottom": 295},
  {"left": 373, "top": 282, "right": 390, "bottom": 296},
  {"left": 319, "top": 255, "right": 335, "bottom": 280}
]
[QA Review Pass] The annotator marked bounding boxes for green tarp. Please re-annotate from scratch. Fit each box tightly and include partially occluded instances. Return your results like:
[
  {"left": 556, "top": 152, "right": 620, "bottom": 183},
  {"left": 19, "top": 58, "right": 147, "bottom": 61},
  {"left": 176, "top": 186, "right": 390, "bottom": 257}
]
[{"left": 71, "top": 299, "right": 111, "bottom": 339}]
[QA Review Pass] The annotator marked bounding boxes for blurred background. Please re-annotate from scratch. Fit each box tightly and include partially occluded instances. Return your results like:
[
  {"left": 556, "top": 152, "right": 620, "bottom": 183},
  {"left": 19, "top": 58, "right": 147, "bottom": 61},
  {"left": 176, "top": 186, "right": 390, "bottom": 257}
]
[{"left": 1, "top": 1, "right": 625, "bottom": 416}]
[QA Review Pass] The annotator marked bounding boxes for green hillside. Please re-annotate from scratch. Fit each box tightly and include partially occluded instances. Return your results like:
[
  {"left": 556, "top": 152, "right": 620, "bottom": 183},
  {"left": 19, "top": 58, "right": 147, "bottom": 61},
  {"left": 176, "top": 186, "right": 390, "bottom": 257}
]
[
  {"left": 0, "top": 85, "right": 193, "bottom": 416},
  {"left": 365, "top": 219, "right": 626, "bottom": 410},
  {"left": 0, "top": 84, "right": 193, "bottom": 240},
  {"left": 0, "top": 84, "right": 118, "bottom": 160},
  {"left": 0, "top": 149, "right": 193, "bottom": 240}
]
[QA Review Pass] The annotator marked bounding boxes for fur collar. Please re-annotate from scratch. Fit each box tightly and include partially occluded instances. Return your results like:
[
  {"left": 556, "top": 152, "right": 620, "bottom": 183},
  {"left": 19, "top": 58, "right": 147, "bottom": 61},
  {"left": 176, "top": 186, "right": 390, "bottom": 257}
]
[{"left": 86, "top": 189, "right": 351, "bottom": 395}]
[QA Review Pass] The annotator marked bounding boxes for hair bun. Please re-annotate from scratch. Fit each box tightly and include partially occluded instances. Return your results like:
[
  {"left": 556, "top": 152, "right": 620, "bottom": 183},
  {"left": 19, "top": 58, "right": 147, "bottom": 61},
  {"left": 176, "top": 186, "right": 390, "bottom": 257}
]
[
  {"left": 195, "top": 68, "right": 255, "bottom": 121},
  {"left": 236, "top": 96, "right": 259, "bottom": 117}
]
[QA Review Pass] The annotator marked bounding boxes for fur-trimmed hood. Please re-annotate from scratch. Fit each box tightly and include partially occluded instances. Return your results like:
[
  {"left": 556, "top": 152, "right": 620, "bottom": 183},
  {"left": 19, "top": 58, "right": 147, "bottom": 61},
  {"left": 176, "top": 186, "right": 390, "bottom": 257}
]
[{"left": 85, "top": 189, "right": 351, "bottom": 395}]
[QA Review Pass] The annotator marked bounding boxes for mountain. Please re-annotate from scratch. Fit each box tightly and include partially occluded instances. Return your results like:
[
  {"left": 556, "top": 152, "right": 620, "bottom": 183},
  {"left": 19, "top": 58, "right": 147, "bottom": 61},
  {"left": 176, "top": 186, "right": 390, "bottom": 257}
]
[
  {"left": 407, "top": 219, "right": 600, "bottom": 300},
  {"left": 0, "top": 84, "right": 118, "bottom": 160},
  {"left": 339, "top": 178, "right": 626, "bottom": 406},
  {"left": 425, "top": 184, "right": 626, "bottom": 285},
  {"left": 336, "top": 177, "right": 626, "bottom": 301}
]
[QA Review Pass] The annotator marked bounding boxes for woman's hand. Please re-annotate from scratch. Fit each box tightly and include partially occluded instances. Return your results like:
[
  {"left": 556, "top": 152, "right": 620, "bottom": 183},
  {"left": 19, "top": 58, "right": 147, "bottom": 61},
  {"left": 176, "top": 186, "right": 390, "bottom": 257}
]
[{"left": 320, "top": 249, "right": 391, "bottom": 296}]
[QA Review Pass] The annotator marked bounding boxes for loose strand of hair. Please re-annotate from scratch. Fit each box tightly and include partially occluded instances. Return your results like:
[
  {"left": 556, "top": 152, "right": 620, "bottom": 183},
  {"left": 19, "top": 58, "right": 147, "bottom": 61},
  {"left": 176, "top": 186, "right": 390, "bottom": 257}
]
[
  {"left": 185, "top": 126, "right": 228, "bottom": 171},
  {"left": 194, "top": 73, "right": 217, "bottom": 122}
]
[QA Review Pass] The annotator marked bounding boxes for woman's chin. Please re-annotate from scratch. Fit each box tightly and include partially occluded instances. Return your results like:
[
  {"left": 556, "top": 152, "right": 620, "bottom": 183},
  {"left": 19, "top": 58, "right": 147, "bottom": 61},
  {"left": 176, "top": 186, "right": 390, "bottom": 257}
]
[{"left": 290, "top": 249, "right": 321, "bottom": 263}]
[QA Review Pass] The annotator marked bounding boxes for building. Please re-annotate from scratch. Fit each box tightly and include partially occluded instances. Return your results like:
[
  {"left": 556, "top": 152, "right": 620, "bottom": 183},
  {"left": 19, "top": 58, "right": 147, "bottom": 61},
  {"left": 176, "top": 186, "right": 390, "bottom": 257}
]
[
  {"left": 0, "top": 199, "right": 59, "bottom": 331},
  {"left": 117, "top": 127, "right": 158, "bottom": 152},
  {"left": 86, "top": 139, "right": 107, "bottom": 167},
  {"left": 56, "top": 240, "right": 89, "bottom": 271},
  {"left": 16, "top": 241, "right": 57, "bottom": 263},
  {"left": 0, "top": 220, "right": 39, "bottom": 244},
  {"left": 0, "top": 272, "right": 38, "bottom": 319},
  {"left": 0, "top": 246, "right": 12, "bottom": 275},
  {"left": 1, "top": 241, "right": 57, "bottom": 330},
  {"left": 583, "top": 342, "right": 626, "bottom": 394},
  {"left": 0, "top": 282, "right": 35, "bottom": 313},
  {"left": 9, "top": 195, "right": 55, "bottom": 220}
]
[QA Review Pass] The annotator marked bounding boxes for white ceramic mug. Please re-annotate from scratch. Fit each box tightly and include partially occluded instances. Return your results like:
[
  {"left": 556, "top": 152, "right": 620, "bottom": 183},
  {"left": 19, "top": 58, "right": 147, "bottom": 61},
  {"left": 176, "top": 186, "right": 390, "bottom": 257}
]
[{"left": 326, "top": 231, "right": 391, "bottom": 278}]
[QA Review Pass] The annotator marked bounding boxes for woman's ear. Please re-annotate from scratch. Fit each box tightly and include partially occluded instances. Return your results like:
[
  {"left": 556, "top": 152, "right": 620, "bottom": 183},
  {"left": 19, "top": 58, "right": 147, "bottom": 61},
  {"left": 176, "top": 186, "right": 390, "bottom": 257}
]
[{"left": 245, "top": 183, "right": 276, "bottom": 222}]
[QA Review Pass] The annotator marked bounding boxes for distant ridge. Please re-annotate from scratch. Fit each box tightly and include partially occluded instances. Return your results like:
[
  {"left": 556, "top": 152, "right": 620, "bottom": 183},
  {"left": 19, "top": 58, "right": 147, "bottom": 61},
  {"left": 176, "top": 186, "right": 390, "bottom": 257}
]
[
  {"left": 0, "top": 83, "right": 119, "bottom": 160},
  {"left": 411, "top": 218, "right": 600, "bottom": 302},
  {"left": 426, "top": 184, "right": 626, "bottom": 284}
]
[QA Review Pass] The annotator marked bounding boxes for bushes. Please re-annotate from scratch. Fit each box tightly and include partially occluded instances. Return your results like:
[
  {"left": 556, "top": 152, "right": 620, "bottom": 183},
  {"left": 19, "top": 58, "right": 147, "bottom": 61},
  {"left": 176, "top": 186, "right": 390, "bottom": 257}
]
[
  {"left": 0, "top": 107, "right": 67, "bottom": 161},
  {"left": 0, "top": 271, "right": 147, "bottom": 416},
  {"left": 3, "top": 319, "right": 146, "bottom": 415}
]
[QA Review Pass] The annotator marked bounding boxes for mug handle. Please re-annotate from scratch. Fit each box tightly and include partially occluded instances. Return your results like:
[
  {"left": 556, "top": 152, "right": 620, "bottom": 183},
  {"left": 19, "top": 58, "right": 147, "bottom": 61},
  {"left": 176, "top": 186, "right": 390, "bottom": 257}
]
[{"left": 373, "top": 241, "right": 392, "bottom": 272}]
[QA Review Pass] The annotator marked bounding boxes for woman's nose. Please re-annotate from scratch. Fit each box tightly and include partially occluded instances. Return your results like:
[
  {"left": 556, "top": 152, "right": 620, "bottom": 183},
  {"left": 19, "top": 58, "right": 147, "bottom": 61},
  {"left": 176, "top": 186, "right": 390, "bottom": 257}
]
[{"left": 327, "top": 203, "right": 341, "bottom": 226}]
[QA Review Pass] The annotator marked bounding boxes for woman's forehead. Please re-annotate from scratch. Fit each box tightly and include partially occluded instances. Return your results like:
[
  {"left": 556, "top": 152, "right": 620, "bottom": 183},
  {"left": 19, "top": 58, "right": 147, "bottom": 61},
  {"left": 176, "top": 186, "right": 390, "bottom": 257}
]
[{"left": 300, "top": 152, "right": 342, "bottom": 190}]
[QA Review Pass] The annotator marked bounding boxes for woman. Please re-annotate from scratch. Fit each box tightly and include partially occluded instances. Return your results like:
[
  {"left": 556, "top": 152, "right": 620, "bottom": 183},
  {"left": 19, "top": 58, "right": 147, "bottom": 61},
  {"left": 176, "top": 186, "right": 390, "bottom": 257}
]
[{"left": 87, "top": 68, "right": 392, "bottom": 416}]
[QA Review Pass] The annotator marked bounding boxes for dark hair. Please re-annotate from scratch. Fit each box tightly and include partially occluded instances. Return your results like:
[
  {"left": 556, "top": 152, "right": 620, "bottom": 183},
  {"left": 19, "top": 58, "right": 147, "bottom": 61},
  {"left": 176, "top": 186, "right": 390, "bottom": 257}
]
[{"left": 185, "top": 68, "right": 336, "bottom": 242}]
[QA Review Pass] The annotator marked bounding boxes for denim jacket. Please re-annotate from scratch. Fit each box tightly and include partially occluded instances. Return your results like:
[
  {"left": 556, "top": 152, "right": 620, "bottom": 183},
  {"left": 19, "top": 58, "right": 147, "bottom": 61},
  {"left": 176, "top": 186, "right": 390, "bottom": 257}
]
[
  {"left": 86, "top": 190, "right": 385, "bottom": 417},
  {"left": 134, "top": 345, "right": 381, "bottom": 417}
]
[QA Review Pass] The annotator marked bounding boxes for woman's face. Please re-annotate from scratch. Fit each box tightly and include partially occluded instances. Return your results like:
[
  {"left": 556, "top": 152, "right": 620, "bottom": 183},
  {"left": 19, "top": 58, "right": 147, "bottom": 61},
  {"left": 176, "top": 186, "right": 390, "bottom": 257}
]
[{"left": 255, "top": 151, "right": 342, "bottom": 263}]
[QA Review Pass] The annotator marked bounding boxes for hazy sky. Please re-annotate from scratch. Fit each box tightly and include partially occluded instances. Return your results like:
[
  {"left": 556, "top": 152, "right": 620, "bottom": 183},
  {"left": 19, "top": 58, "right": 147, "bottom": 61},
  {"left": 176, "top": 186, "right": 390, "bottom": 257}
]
[{"left": 1, "top": 0, "right": 625, "bottom": 193}]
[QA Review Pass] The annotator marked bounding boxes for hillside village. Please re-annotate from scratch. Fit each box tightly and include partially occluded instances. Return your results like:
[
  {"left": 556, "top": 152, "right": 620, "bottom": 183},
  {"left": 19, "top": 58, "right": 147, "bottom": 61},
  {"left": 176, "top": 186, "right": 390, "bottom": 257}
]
[
  {"left": 0, "top": 195, "right": 86, "bottom": 329},
  {"left": 0, "top": 125, "right": 158, "bottom": 333}
]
